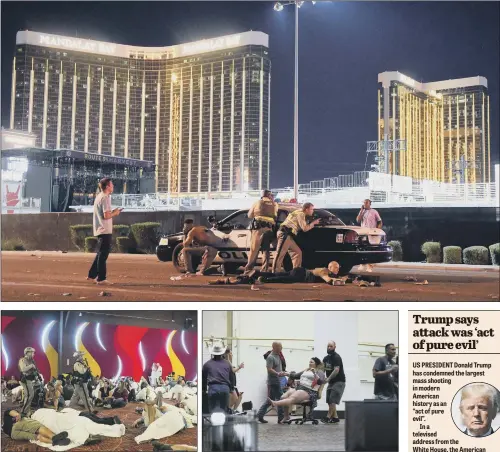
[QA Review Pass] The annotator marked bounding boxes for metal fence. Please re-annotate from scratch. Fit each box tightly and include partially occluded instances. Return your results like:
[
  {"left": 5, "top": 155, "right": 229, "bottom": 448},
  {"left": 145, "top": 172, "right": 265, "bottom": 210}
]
[{"left": 2, "top": 171, "right": 498, "bottom": 213}]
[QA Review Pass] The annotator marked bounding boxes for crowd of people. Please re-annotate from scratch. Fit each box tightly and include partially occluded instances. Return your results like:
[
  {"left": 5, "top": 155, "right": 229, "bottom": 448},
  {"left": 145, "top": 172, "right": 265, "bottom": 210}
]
[
  {"left": 1, "top": 346, "right": 197, "bottom": 451},
  {"left": 202, "top": 339, "right": 398, "bottom": 424}
]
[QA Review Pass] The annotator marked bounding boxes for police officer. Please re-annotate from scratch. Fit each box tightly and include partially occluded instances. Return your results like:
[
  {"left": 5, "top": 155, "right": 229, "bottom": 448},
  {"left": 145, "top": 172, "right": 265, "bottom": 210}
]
[
  {"left": 244, "top": 190, "right": 278, "bottom": 274},
  {"left": 69, "top": 351, "right": 93, "bottom": 412},
  {"left": 272, "top": 202, "right": 321, "bottom": 273},
  {"left": 18, "top": 347, "right": 40, "bottom": 417}
]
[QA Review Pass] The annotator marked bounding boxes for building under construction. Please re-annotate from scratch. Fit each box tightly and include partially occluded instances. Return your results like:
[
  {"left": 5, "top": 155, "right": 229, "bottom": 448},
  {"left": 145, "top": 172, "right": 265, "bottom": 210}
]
[{"left": 378, "top": 71, "right": 490, "bottom": 184}]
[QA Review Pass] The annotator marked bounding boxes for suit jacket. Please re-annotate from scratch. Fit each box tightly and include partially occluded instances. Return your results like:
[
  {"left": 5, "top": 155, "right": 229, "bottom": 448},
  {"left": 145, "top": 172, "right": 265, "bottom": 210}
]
[{"left": 463, "top": 426, "right": 497, "bottom": 437}]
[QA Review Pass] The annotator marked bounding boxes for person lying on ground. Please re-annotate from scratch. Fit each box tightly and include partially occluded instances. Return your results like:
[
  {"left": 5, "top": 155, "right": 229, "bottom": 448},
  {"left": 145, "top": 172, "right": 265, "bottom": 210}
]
[
  {"left": 134, "top": 402, "right": 196, "bottom": 444},
  {"left": 268, "top": 357, "right": 326, "bottom": 423},
  {"left": 211, "top": 261, "right": 342, "bottom": 285},
  {"left": 3, "top": 409, "right": 71, "bottom": 446}
]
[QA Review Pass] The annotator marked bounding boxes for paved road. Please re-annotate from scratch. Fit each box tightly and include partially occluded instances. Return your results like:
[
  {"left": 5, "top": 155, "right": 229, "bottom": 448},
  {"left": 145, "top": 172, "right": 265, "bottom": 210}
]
[{"left": 1, "top": 252, "right": 498, "bottom": 302}]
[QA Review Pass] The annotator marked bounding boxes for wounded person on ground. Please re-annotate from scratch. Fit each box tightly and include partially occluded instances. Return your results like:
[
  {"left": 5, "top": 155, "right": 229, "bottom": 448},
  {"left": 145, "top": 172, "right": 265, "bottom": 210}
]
[
  {"left": 3, "top": 408, "right": 125, "bottom": 447},
  {"left": 210, "top": 261, "right": 343, "bottom": 285}
]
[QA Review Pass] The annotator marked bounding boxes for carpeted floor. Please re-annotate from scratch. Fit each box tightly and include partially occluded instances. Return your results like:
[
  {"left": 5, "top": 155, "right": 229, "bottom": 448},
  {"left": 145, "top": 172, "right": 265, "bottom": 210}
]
[{"left": 1, "top": 400, "right": 197, "bottom": 451}]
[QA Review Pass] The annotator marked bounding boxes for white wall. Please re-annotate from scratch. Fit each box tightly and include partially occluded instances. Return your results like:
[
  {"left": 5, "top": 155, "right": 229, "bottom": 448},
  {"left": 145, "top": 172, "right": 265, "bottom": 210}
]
[{"left": 202, "top": 311, "right": 398, "bottom": 412}]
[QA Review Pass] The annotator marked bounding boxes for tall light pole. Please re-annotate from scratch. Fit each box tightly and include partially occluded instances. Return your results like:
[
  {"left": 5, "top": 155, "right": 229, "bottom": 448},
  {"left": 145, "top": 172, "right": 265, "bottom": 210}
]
[{"left": 274, "top": 1, "right": 315, "bottom": 200}]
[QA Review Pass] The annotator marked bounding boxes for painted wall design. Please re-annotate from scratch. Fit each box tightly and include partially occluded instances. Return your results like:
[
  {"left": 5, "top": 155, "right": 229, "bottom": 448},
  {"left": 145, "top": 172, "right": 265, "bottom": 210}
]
[
  {"left": 1, "top": 316, "right": 197, "bottom": 382},
  {"left": 1, "top": 316, "right": 59, "bottom": 382}
]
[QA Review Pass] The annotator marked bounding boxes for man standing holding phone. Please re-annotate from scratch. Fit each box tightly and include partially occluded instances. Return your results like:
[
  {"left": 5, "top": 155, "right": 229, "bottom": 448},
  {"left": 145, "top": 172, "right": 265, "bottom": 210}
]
[
  {"left": 356, "top": 199, "right": 383, "bottom": 229},
  {"left": 87, "top": 178, "right": 122, "bottom": 284}
]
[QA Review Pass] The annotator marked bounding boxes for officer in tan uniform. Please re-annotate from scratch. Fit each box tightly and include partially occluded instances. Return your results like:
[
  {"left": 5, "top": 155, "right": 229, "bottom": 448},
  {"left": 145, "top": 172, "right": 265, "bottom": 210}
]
[
  {"left": 272, "top": 202, "right": 321, "bottom": 273},
  {"left": 244, "top": 190, "right": 279, "bottom": 274},
  {"left": 18, "top": 347, "right": 40, "bottom": 417},
  {"left": 69, "top": 351, "right": 93, "bottom": 412}
]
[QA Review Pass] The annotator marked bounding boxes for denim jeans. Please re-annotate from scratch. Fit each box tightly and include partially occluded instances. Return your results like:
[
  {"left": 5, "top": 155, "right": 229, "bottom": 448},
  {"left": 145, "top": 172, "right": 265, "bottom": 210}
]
[{"left": 208, "top": 384, "right": 230, "bottom": 413}]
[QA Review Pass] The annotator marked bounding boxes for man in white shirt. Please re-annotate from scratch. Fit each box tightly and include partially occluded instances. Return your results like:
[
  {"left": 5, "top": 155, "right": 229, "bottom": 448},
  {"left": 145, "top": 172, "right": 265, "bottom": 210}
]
[
  {"left": 356, "top": 199, "right": 382, "bottom": 229},
  {"left": 87, "top": 178, "right": 122, "bottom": 284}
]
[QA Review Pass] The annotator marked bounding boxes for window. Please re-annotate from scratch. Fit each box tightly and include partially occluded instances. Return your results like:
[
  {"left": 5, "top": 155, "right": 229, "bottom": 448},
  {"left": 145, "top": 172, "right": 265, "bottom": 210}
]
[{"left": 220, "top": 211, "right": 252, "bottom": 230}]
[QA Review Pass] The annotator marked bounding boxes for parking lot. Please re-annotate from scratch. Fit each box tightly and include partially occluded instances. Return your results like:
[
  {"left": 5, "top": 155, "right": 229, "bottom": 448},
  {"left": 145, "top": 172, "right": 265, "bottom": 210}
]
[{"left": 1, "top": 251, "right": 498, "bottom": 302}]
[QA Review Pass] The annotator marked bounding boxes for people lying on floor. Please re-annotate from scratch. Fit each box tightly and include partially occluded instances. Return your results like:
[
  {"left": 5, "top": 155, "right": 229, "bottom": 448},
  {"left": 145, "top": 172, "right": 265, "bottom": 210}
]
[
  {"left": 7, "top": 376, "right": 20, "bottom": 391},
  {"left": 212, "top": 261, "right": 342, "bottom": 285},
  {"left": 4, "top": 408, "right": 125, "bottom": 449},
  {"left": 134, "top": 401, "right": 196, "bottom": 444},
  {"left": 255, "top": 261, "right": 341, "bottom": 285},
  {"left": 182, "top": 226, "right": 229, "bottom": 275},
  {"left": 46, "top": 380, "right": 65, "bottom": 411},
  {"left": 268, "top": 357, "right": 326, "bottom": 423},
  {"left": 3, "top": 409, "right": 71, "bottom": 447}
]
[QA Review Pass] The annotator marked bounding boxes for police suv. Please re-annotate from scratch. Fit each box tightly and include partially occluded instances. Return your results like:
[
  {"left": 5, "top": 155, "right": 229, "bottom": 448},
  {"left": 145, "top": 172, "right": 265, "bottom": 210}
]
[{"left": 156, "top": 204, "right": 392, "bottom": 275}]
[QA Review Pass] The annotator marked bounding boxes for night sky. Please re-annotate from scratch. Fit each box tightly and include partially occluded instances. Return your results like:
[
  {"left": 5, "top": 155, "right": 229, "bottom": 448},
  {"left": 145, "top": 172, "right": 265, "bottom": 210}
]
[{"left": 1, "top": 1, "right": 498, "bottom": 188}]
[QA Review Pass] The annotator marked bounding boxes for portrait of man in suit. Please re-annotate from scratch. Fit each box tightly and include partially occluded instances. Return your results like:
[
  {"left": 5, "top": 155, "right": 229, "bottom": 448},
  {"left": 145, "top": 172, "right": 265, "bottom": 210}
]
[{"left": 456, "top": 383, "right": 499, "bottom": 437}]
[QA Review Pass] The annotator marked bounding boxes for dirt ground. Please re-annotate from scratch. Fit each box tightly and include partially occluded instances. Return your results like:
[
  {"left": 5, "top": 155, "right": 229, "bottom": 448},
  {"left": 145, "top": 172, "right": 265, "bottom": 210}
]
[{"left": 1, "top": 252, "right": 498, "bottom": 302}]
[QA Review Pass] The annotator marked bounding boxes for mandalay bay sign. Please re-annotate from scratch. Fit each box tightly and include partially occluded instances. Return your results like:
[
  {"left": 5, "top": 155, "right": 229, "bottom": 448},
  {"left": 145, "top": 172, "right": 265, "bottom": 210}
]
[{"left": 38, "top": 34, "right": 117, "bottom": 55}]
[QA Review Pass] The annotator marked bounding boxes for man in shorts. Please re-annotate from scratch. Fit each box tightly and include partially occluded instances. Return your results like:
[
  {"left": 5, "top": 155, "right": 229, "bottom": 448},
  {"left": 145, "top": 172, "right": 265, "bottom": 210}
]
[{"left": 321, "top": 341, "right": 346, "bottom": 424}]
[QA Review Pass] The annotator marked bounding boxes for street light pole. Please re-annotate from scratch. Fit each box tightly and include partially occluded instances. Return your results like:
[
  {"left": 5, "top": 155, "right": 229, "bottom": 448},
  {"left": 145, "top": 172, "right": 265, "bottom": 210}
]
[{"left": 293, "top": 1, "right": 299, "bottom": 200}]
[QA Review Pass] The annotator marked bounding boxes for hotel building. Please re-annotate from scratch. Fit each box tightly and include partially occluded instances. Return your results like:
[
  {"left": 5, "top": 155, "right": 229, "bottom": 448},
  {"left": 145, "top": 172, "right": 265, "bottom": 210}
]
[
  {"left": 10, "top": 30, "right": 271, "bottom": 193},
  {"left": 378, "top": 71, "right": 490, "bottom": 183}
]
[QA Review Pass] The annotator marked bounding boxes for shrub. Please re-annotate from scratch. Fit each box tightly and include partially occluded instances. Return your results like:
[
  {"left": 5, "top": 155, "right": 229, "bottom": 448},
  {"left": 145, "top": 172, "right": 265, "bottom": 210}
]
[
  {"left": 130, "top": 222, "right": 161, "bottom": 253},
  {"left": 70, "top": 225, "right": 93, "bottom": 251},
  {"left": 116, "top": 237, "right": 134, "bottom": 253},
  {"left": 84, "top": 237, "right": 98, "bottom": 253},
  {"left": 463, "top": 246, "right": 489, "bottom": 265},
  {"left": 2, "top": 238, "right": 26, "bottom": 251},
  {"left": 388, "top": 240, "right": 403, "bottom": 261},
  {"left": 421, "top": 242, "right": 441, "bottom": 263},
  {"left": 443, "top": 246, "right": 462, "bottom": 264},
  {"left": 113, "top": 225, "right": 130, "bottom": 252},
  {"left": 489, "top": 243, "right": 500, "bottom": 266}
]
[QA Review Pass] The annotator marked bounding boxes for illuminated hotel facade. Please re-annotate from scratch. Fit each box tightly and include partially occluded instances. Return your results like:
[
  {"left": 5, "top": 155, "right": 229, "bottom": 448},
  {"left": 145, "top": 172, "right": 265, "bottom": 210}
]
[
  {"left": 378, "top": 71, "right": 490, "bottom": 183},
  {"left": 10, "top": 30, "right": 271, "bottom": 193}
]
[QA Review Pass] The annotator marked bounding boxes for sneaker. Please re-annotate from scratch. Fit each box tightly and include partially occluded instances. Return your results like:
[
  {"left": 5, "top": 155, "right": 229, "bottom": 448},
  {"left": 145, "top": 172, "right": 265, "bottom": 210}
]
[
  {"left": 329, "top": 417, "right": 340, "bottom": 424},
  {"left": 320, "top": 417, "right": 331, "bottom": 424},
  {"left": 51, "top": 431, "right": 69, "bottom": 445},
  {"left": 257, "top": 417, "right": 268, "bottom": 424},
  {"left": 103, "top": 403, "right": 112, "bottom": 409},
  {"left": 55, "top": 438, "right": 71, "bottom": 446}
]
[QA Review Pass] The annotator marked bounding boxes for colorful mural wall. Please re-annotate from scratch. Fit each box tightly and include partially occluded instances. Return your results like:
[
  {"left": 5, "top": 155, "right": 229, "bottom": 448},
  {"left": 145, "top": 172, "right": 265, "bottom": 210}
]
[
  {"left": 1, "top": 315, "right": 59, "bottom": 382},
  {"left": 1, "top": 316, "right": 197, "bottom": 382}
]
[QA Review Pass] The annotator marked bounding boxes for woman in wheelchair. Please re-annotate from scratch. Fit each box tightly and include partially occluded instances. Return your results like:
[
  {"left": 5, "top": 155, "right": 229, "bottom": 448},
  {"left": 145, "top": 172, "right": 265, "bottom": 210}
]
[{"left": 268, "top": 357, "right": 325, "bottom": 422}]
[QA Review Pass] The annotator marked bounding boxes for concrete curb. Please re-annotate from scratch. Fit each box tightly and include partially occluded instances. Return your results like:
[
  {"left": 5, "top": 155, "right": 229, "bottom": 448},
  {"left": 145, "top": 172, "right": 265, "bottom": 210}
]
[{"left": 364, "top": 262, "right": 500, "bottom": 274}]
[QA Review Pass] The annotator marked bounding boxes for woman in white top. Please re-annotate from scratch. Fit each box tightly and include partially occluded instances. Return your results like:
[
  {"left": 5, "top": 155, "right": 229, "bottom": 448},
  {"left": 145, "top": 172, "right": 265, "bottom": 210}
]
[{"left": 269, "top": 357, "right": 325, "bottom": 422}]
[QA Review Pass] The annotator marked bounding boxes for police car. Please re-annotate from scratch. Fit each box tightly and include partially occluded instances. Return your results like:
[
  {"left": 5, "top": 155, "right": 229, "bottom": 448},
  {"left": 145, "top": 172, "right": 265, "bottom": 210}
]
[{"left": 156, "top": 204, "right": 392, "bottom": 275}]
